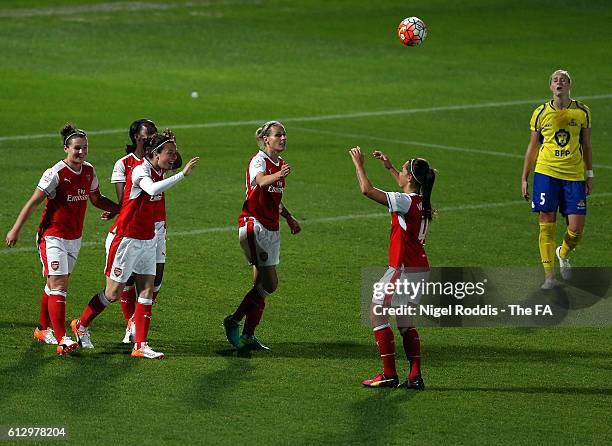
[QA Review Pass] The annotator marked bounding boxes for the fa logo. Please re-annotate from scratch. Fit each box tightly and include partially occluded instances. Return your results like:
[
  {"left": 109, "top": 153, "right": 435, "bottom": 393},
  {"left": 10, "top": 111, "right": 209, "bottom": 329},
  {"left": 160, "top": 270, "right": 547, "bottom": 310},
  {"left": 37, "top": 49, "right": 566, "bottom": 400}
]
[
  {"left": 535, "top": 305, "right": 553, "bottom": 315},
  {"left": 554, "top": 129, "right": 570, "bottom": 148}
]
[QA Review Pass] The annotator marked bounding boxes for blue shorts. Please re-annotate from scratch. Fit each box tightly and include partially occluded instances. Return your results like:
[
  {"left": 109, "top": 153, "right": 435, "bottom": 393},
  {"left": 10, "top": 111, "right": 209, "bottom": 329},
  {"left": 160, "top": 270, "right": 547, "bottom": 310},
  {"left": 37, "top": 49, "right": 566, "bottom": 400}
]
[{"left": 531, "top": 172, "right": 586, "bottom": 215}]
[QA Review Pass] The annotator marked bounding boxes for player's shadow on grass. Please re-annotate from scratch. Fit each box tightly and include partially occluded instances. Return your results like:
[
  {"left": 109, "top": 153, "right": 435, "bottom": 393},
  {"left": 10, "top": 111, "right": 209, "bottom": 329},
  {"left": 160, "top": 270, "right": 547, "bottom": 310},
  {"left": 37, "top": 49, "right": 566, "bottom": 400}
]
[
  {"left": 424, "top": 343, "right": 610, "bottom": 366},
  {"left": 184, "top": 356, "right": 256, "bottom": 411},
  {"left": 431, "top": 386, "right": 612, "bottom": 396},
  {"left": 0, "top": 342, "right": 49, "bottom": 403},
  {"left": 324, "top": 389, "right": 419, "bottom": 445},
  {"left": 0, "top": 320, "right": 35, "bottom": 330}
]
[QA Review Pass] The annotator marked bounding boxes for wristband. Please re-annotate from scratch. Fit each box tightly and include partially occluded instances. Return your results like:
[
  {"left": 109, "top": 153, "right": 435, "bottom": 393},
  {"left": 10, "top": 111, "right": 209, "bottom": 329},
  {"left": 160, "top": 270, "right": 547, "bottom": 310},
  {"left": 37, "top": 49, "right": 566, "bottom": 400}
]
[{"left": 586, "top": 170, "right": 594, "bottom": 178}]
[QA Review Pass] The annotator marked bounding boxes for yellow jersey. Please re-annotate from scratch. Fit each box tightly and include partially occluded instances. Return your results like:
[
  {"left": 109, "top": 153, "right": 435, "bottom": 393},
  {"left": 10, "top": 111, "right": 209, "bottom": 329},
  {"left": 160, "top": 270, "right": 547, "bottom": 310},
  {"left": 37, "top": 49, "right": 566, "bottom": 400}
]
[{"left": 530, "top": 100, "right": 591, "bottom": 181}]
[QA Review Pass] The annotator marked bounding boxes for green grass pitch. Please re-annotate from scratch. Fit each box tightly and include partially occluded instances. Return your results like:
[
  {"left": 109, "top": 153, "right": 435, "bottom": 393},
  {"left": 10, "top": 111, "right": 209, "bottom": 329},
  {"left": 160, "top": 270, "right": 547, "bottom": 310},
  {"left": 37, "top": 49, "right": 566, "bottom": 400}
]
[{"left": 0, "top": 0, "right": 611, "bottom": 444}]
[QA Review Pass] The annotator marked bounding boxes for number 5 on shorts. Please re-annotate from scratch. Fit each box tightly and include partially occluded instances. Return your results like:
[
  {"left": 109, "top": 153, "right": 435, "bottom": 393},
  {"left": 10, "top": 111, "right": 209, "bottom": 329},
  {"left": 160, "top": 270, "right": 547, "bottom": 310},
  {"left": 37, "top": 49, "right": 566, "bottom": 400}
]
[{"left": 540, "top": 192, "right": 546, "bottom": 205}]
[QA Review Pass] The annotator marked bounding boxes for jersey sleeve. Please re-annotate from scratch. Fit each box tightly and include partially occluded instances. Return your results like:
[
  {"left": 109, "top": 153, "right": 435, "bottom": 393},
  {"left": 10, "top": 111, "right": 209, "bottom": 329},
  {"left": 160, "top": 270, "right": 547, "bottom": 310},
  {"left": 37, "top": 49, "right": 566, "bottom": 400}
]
[
  {"left": 36, "top": 168, "right": 59, "bottom": 199},
  {"left": 131, "top": 164, "right": 146, "bottom": 188},
  {"left": 111, "top": 158, "right": 126, "bottom": 183},
  {"left": 90, "top": 166, "right": 100, "bottom": 192},
  {"left": 576, "top": 101, "right": 591, "bottom": 129},
  {"left": 385, "top": 192, "right": 412, "bottom": 214},
  {"left": 530, "top": 104, "right": 546, "bottom": 132},
  {"left": 248, "top": 155, "right": 266, "bottom": 187}
]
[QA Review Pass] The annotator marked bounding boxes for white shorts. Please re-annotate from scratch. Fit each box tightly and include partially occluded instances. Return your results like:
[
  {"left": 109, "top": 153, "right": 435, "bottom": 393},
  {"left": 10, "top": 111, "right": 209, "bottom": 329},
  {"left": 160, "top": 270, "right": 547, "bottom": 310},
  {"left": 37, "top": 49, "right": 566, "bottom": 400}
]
[
  {"left": 372, "top": 267, "right": 430, "bottom": 306},
  {"left": 155, "top": 221, "right": 166, "bottom": 264},
  {"left": 238, "top": 217, "right": 280, "bottom": 267},
  {"left": 105, "top": 232, "right": 156, "bottom": 283},
  {"left": 37, "top": 235, "right": 81, "bottom": 276}
]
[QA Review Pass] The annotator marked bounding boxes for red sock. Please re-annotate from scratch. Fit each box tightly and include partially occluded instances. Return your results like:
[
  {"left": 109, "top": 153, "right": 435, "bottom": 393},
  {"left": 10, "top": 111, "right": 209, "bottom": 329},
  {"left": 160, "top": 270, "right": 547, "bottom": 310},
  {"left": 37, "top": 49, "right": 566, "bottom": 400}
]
[
  {"left": 120, "top": 286, "right": 136, "bottom": 321},
  {"left": 47, "top": 289, "right": 67, "bottom": 341},
  {"left": 134, "top": 296, "right": 153, "bottom": 346},
  {"left": 400, "top": 327, "right": 421, "bottom": 380},
  {"left": 232, "top": 287, "right": 261, "bottom": 321},
  {"left": 79, "top": 292, "right": 110, "bottom": 327},
  {"left": 374, "top": 325, "right": 396, "bottom": 377},
  {"left": 38, "top": 287, "right": 50, "bottom": 329},
  {"left": 243, "top": 296, "right": 266, "bottom": 336}
]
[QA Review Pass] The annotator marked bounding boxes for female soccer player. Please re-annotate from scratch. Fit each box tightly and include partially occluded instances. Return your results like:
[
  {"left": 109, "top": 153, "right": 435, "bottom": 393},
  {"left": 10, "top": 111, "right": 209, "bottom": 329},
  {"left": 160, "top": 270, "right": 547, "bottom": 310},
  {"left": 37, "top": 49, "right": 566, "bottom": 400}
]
[
  {"left": 108, "top": 119, "right": 182, "bottom": 344},
  {"left": 71, "top": 129, "right": 199, "bottom": 359},
  {"left": 223, "top": 121, "right": 301, "bottom": 351},
  {"left": 521, "top": 70, "right": 593, "bottom": 289},
  {"left": 5, "top": 124, "right": 120, "bottom": 355},
  {"left": 349, "top": 147, "right": 435, "bottom": 391}
]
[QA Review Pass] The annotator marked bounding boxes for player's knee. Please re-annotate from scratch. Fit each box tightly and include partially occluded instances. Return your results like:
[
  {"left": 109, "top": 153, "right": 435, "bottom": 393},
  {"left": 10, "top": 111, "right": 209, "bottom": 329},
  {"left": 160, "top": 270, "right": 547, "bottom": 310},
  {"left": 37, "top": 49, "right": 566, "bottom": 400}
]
[
  {"left": 256, "top": 283, "right": 274, "bottom": 297},
  {"left": 538, "top": 212, "right": 556, "bottom": 223},
  {"left": 154, "top": 275, "right": 163, "bottom": 288}
]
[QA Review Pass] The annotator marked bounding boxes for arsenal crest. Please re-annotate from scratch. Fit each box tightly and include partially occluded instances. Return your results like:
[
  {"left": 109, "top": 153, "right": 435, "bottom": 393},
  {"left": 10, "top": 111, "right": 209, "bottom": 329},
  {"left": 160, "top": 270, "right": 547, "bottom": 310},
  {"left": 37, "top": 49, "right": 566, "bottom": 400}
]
[
  {"left": 50, "top": 261, "right": 60, "bottom": 271},
  {"left": 114, "top": 267, "right": 123, "bottom": 277}
]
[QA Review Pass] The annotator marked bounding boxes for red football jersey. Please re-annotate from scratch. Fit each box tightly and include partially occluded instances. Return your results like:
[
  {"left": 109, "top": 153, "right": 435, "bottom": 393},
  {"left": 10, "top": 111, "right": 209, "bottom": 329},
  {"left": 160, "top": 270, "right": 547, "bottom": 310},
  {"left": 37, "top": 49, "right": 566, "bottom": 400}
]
[
  {"left": 112, "top": 153, "right": 166, "bottom": 223},
  {"left": 238, "top": 150, "right": 285, "bottom": 231},
  {"left": 37, "top": 161, "right": 99, "bottom": 240},
  {"left": 110, "top": 158, "right": 163, "bottom": 240},
  {"left": 385, "top": 192, "right": 429, "bottom": 269}
]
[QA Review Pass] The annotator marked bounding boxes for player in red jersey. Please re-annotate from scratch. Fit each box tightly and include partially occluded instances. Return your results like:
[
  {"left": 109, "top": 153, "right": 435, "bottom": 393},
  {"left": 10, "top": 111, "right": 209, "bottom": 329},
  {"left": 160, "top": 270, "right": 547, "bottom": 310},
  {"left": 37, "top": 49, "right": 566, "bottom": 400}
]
[
  {"left": 71, "top": 129, "right": 199, "bottom": 359},
  {"left": 108, "top": 119, "right": 182, "bottom": 344},
  {"left": 109, "top": 119, "right": 156, "bottom": 343},
  {"left": 349, "top": 147, "right": 436, "bottom": 390},
  {"left": 5, "top": 124, "right": 120, "bottom": 356},
  {"left": 223, "top": 121, "right": 301, "bottom": 351}
]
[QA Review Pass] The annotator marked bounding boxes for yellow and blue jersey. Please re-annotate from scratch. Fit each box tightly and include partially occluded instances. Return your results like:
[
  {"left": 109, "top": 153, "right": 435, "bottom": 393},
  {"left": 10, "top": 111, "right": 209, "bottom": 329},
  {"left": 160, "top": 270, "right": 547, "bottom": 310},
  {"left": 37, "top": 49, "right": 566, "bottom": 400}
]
[{"left": 530, "top": 100, "right": 591, "bottom": 181}]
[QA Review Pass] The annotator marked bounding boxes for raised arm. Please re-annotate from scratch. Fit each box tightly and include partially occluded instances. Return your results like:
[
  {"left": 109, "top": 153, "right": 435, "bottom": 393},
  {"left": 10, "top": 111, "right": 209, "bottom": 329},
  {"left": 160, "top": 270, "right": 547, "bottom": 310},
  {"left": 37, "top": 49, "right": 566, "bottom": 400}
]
[
  {"left": 138, "top": 157, "right": 200, "bottom": 196},
  {"left": 6, "top": 188, "right": 46, "bottom": 247},
  {"left": 349, "top": 146, "right": 388, "bottom": 206},
  {"left": 521, "top": 131, "right": 540, "bottom": 201}
]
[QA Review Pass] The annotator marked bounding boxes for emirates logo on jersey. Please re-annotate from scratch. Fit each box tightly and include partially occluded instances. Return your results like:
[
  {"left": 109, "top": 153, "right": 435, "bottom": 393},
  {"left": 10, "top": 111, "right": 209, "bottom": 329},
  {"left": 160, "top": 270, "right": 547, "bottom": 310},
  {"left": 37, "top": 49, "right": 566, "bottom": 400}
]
[
  {"left": 114, "top": 267, "right": 123, "bottom": 277},
  {"left": 50, "top": 261, "right": 60, "bottom": 271},
  {"left": 67, "top": 188, "right": 89, "bottom": 202}
]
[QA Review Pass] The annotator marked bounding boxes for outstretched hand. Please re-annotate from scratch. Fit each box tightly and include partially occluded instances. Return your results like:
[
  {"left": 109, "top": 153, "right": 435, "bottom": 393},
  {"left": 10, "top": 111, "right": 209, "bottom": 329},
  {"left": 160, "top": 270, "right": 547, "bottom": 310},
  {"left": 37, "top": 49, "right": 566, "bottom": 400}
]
[
  {"left": 373, "top": 150, "right": 393, "bottom": 169},
  {"left": 183, "top": 157, "right": 200, "bottom": 176},
  {"left": 349, "top": 146, "right": 364, "bottom": 167}
]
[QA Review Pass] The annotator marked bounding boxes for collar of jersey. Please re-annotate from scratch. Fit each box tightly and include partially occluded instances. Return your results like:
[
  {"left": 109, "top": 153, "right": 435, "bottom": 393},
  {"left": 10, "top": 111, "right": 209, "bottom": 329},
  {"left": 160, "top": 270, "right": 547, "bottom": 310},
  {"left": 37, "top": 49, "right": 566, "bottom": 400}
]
[
  {"left": 144, "top": 157, "right": 163, "bottom": 176},
  {"left": 259, "top": 149, "right": 281, "bottom": 166},
  {"left": 549, "top": 99, "right": 574, "bottom": 111},
  {"left": 61, "top": 160, "right": 83, "bottom": 175}
]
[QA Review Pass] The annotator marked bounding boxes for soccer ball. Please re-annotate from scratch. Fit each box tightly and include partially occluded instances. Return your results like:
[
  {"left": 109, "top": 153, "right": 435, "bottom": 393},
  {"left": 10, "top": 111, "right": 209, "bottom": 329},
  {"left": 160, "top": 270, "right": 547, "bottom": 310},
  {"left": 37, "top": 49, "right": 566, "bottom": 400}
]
[{"left": 397, "top": 17, "right": 427, "bottom": 46}]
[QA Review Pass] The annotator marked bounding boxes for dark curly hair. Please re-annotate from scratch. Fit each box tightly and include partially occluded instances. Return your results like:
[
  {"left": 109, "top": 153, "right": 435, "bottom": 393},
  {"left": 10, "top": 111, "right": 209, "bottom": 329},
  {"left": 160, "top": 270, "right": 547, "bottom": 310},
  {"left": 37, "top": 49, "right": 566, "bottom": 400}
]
[{"left": 126, "top": 119, "right": 157, "bottom": 154}]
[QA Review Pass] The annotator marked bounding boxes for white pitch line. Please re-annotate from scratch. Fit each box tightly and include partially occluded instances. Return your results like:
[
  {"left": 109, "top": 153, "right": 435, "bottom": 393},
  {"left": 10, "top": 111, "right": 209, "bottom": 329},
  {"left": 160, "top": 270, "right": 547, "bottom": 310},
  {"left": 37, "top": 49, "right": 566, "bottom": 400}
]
[
  {"left": 1, "top": 94, "right": 611, "bottom": 143},
  {"left": 3, "top": 193, "right": 611, "bottom": 255},
  {"left": 0, "top": 1, "right": 259, "bottom": 18},
  {"left": 292, "top": 126, "right": 612, "bottom": 170}
]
